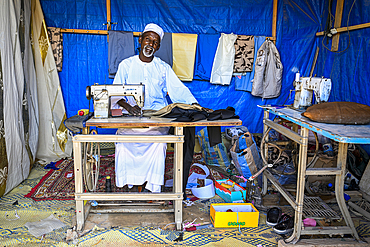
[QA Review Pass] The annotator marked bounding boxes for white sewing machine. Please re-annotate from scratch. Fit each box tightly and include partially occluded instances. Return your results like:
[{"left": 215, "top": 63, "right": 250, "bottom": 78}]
[
  {"left": 293, "top": 72, "right": 332, "bottom": 109},
  {"left": 86, "top": 83, "right": 145, "bottom": 118}
]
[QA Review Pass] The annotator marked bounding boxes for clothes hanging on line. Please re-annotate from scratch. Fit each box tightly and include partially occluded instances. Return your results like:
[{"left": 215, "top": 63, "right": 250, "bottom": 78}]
[
  {"left": 210, "top": 33, "right": 238, "bottom": 85},
  {"left": 234, "top": 36, "right": 266, "bottom": 92},
  {"left": 108, "top": 31, "right": 135, "bottom": 78},
  {"left": 251, "top": 39, "right": 283, "bottom": 98},
  {"left": 155, "top": 32, "right": 173, "bottom": 67},
  {"left": 233, "top": 35, "right": 254, "bottom": 73}
]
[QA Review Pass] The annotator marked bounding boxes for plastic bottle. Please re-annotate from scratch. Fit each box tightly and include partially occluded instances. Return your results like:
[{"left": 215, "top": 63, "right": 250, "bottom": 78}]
[
  {"left": 344, "top": 173, "right": 351, "bottom": 190},
  {"left": 106, "top": 176, "right": 112, "bottom": 192}
]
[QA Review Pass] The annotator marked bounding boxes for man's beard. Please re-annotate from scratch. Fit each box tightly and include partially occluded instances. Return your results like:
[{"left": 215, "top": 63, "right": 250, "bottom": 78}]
[{"left": 143, "top": 44, "right": 155, "bottom": 57}]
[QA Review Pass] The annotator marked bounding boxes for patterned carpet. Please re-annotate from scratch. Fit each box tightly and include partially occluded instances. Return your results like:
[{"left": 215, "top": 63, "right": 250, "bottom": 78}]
[{"left": 0, "top": 158, "right": 368, "bottom": 246}]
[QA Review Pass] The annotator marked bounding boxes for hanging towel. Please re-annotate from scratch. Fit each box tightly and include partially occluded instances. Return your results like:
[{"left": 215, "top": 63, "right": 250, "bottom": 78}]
[
  {"left": 47, "top": 27, "right": 63, "bottom": 72},
  {"left": 251, "top": 39, "right": 283, "bottom": 98},
  {"left": 155, "top": 32, "right": 173, "bottom": 66},
  {"left": 235, "top": 36, "right": 265, "bottom": 92},
  {"left": 172, "top": 33, "right": 198, "bottom": 81},
  {"left": 210, "top": 33, "right": 237, "bottom": 85},
  {"left": 193, "top": 33, "right": 220, "bottom": 81},
  {"left": 108, "top": 31, "right": 135, "bottom": 78},
  {"left": 233, "top": 35, "right": 254, "bottom": 73}
]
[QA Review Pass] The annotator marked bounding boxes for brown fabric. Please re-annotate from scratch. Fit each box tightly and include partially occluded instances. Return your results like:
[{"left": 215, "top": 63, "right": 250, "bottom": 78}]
[
  {"left": 302, "top": 102, "right": 370, "bottom": 125},
  {"left": 233, "top": 35, "right": 254, "bottom": 73},
  {"left": 144, "top": 103, "right": 204, "bottom": 117},
  {"left": 47, "top": 27, "right": 63, "bottom": 71},
  {"left": 0, "top": 51, "right": 8, "bottom": 197}
]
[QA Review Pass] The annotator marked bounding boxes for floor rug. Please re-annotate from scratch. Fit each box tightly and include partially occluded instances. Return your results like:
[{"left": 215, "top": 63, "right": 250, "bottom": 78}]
[
  {"left": 25, "top": 155, "right": 119, "bottom": 200},
  {"left": 25, "top": 151, "right": 208, "bottom": 201}
]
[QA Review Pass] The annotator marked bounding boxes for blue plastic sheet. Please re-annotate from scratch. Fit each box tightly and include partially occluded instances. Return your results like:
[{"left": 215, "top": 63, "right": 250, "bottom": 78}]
[{"left": 40, "top": 0, "right": 370, "bottom": 135}]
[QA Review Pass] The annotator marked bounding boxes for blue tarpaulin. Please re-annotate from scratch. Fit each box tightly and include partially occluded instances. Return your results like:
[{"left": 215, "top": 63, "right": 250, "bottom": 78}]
[{"left": 40, "top": 0, "right": 370, "bottom": 135}]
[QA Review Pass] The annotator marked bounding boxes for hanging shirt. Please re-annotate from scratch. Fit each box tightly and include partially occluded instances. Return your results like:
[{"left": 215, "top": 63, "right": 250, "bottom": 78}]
[
  {"left": 251, "top": 40, "right": 283, "bottom": 98},
  {"left": 154, "top": 32, "right": 173, "bottom": 67},
  {"left": 172, "top": 33, "right": 198, "bottom": 81},
  {"left": 193, "top": 33, "right": 220, "bottom": 81},
  {"left": 112, "top": 55, "right": 197, "bottom": 192},
  {"left": 210, "top": 33, "right": 238, "bottom": 85},
  {"left": 108, "top": 31, "right": 135, "bottom": 79},
  {"left": 233, "top": 35, "right": 254, "bottom": 73},
  {"left": 235, "top": 36, "right": 266, "bottom": 92}
]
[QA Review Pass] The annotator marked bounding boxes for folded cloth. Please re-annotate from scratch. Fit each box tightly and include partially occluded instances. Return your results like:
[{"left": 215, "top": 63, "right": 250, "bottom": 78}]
[
  {"left": 157, "top": 106, "right": 208, "bottom": 122},
  {"left": 63, "top": 112, "right": 93, "bottom": 134},
  {"left": 144, "top": 103, "right": 206, "bottom": 117},
  {"left": 207, "top": 106, "right": 239, "bottom": 121}
]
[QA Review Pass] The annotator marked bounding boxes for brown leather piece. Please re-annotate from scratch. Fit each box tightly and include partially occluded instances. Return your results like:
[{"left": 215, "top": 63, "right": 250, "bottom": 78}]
[{"left": 302, "top": 102, "right": 370, "bottom": 125}]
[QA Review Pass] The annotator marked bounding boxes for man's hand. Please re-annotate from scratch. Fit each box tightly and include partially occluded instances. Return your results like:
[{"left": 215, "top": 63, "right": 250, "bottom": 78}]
[{"left": 118, "top": 99, "right": 142, "bottom": 116}]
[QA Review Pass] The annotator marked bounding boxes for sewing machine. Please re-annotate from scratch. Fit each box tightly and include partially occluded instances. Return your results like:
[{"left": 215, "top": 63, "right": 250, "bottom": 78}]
[
  {"left": 293, "top": 72, "right": 332, "bottom": 109},
  {"left": 86, "top": 83, "right": 145, "bottom": 118}
]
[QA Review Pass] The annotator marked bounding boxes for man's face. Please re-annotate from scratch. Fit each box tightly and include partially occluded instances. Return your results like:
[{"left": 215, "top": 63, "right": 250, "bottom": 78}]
[{"left": 139, "top": 31, "right": 161, "bottom": 58}]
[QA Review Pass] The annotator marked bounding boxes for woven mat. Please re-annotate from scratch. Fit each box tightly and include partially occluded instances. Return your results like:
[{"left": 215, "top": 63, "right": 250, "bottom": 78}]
[{"left": 25, "top": 151, "right": 210, "bottom": 201}]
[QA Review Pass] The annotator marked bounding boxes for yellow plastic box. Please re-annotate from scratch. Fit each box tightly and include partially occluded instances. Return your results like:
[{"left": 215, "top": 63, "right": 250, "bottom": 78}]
[{"left": 210, "top": 203, "right": 259, "bottom": 228}]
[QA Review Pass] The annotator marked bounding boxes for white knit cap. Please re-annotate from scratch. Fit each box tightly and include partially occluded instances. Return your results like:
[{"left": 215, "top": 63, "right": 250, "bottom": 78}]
[{"left": 143, "top": 23, "right": 164, "bottom": 41}]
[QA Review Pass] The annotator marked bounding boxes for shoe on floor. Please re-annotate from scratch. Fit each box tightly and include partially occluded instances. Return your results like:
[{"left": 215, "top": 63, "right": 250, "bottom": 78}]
[
  {"left": 266, "top": 207, "right": 282, "bottom": 227},
  {"left": 273, "top": 215, "right": 294, "bottom": 235}
]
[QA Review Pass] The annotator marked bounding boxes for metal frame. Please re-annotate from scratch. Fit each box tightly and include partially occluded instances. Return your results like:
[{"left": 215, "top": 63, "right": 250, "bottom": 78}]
[
  {"left": 73, "top": 117, "right": 242, "bottom": 231},
  {"left": 260, "top": 106, "right": 365, "bottom": 244}
]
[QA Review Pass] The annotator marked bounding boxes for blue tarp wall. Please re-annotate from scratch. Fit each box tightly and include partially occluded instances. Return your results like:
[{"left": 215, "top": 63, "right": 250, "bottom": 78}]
[{"left": 40, "top": 0, "right": 370, "bottom": 135}]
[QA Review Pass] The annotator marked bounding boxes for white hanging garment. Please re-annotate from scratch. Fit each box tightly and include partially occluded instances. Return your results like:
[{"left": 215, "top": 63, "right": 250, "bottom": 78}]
[
  {"left": 210, "top": 33, "right": 238, "bottom": 85},
  {"left": 31, "top": 0, "right": 72, "bottom": 164}
]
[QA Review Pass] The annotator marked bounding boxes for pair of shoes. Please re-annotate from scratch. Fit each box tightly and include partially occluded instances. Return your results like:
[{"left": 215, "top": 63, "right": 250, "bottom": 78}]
[
  {"left": 273, "top": 214, "right": 294, "bottom": 235},
  {"left": 266, "top": 207, "right": 282, "bottom": 226}
]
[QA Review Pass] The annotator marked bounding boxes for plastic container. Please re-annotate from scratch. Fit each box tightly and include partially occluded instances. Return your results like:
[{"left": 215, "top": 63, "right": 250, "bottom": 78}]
[{"left": 191, "top": 179, "right": 215, "bottom": 199}]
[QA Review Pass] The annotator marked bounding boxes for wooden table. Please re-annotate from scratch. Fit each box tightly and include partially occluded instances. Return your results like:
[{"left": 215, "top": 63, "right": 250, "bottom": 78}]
[
  {"left": 72, "top": 116, "right": 241, "bottom": 231},
  {"left": 260, "top": 106, "right": 370, "bottom": 244}
]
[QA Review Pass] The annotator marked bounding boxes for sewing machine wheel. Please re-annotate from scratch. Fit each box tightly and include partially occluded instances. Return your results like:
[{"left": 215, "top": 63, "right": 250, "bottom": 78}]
[
  {"left": 83, "top": 130, "right": 101, "bottom": 192},
  {"left": 260, "top": 126, "right": 319, "bottom": 175}
]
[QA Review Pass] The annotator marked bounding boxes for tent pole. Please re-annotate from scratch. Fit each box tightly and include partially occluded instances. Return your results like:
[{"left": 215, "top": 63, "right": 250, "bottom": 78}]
[
  {"left": 331, "top": 0, "right": 344, "bottom": 51},
  {"left": 106, "top": 0, "right": 111, "bottom": 41},
  {"left": 316, "top": 22, "right": 370, "bottom": 36},
  {"left": 271, "top": 0, "right": 278, "bottom": 44}
]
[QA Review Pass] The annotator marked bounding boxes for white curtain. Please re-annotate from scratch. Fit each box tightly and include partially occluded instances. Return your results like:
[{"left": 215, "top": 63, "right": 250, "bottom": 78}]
[
  {"left": 0, "top": 0, "right": 39, "bottom": 195},
  {"left": 31, "top": 0, "right": 72, "bottom": 164}
]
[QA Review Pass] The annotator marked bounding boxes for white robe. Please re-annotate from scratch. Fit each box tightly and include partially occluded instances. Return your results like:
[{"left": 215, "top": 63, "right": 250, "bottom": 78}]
[{"left": 112, "top": 55, "right": 197, "bottom": 192}]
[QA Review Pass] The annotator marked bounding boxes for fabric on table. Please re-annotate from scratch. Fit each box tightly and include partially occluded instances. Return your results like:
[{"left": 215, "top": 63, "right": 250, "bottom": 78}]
[
  {"left": 108, "top": 31, "right": 135, "bottom": 78},
  {"left": 233, "top": 35, "right": 254, "bottom": 73},
  {"left": 172, "top": 33, "right": 198, "bottom": 81},
  {"left": 144, "top": 103, "right": 205, "bottom": 117},
  {"left": 210, "top": 33, "right": 238, "bottom": 85},
  {"left": 154, "top": 32, "right": 173, "bottom": 67},
  {"left": 194, "top": 33, "right": 220, "bottom": 81},
  {"left": 207, "top": 106, "right": 239, "bottom": 121}
]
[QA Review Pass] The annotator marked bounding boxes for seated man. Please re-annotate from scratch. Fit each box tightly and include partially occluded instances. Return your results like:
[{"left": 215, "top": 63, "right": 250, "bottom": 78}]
[{"left": 112, "top": 23, "right": 199, "bottom": 192}]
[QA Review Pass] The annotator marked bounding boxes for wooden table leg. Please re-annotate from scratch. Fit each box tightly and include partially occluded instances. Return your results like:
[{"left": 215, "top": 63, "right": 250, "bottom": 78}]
[
  {"left": 73, "top": 138, "right": 85, "bottom": 231},
  {"left": 286, "top": 127, "right": 308, "bottom": 244},
  {"left": 336, "top": 142, "right": 360, "bottom": 241},
  {"left": 174, "top": 127, "right": 184, "bottom": 230}
]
